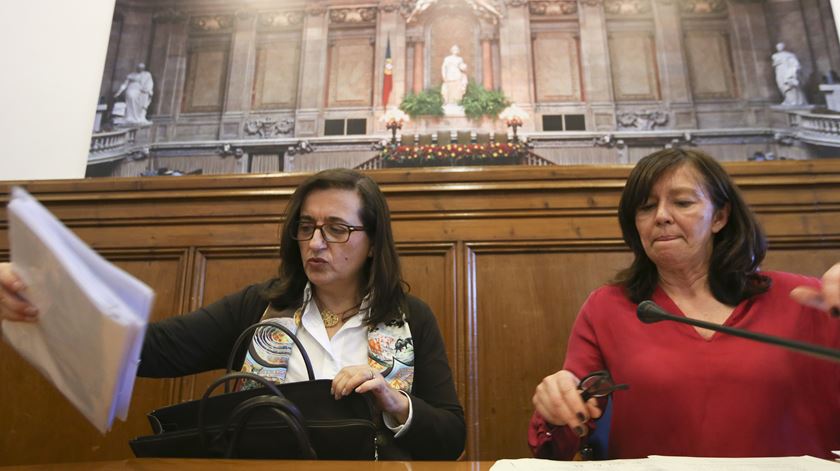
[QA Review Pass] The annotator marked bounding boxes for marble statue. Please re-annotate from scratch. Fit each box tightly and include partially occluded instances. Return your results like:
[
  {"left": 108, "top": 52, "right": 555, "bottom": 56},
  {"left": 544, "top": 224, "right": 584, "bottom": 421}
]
[
  {"left": 441, "top": 45, "right": 468, "bottom": 107},
  {"left": 114, "top": 62, "right": 154, "bottom": 125},
  {"left": 772, "top": 43, "right": 808, "bottom": 107}
]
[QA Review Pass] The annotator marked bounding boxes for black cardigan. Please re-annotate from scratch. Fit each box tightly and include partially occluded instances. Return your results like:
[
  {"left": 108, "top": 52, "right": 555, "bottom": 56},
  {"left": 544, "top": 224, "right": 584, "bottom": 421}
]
[{"left": 138, "top": 281, "right": 465, "bottom": 460}]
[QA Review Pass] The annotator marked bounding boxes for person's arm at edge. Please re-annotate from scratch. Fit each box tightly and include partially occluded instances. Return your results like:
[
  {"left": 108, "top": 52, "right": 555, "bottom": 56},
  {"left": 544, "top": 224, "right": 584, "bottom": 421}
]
[{"left": 392, "top": 296, "right": 466, "bottom": 460}]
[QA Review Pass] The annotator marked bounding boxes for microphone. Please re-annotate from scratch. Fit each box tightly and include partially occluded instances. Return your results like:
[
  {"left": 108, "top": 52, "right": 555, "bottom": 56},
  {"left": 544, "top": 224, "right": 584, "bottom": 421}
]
[{"left": 637, "top": 300, "right": 840, "bottom": 364}]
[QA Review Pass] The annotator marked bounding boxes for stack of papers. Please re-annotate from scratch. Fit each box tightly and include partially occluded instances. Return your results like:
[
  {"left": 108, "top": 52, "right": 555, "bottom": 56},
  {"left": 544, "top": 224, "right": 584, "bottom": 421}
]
[
  {"left": 491, "top": 455, "right": 839, "bottom": 470},
  {"left": 2, "top": 187, "right": 154, "bottom": 433}
]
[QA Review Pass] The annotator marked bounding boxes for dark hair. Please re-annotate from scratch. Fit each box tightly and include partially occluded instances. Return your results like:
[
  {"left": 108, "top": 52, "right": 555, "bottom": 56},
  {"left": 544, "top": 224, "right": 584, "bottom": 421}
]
[
  {"left": 614, "top": 148, "right": 770, "bottom": 305},
  {"left": 263, "top": 168, "right": 407, "bottom": 326}
]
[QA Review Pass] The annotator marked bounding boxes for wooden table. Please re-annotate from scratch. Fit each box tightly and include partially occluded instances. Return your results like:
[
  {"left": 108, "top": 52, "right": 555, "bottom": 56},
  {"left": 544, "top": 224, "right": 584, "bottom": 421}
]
[{"left": 2, "top": 460, "right": 496, "bottom": 470}]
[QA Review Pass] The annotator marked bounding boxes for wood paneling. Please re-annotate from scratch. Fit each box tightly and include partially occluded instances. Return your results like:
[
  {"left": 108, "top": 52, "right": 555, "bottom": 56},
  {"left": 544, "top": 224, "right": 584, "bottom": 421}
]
[
  {"left": 1, "top": 161, "right": 839, "bottom": 464},
  {"left": 0, "top": 253, "right": 188, "bottom": 464},
  {"left": 469, "top": 246, "right": 633, "bottom": 459}
]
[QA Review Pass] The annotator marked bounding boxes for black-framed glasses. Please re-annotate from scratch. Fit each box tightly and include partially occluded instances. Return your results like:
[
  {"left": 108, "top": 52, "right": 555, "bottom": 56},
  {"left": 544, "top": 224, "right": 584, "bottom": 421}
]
[
  {"left": 578, "top": 370, "right": 629, "bottom": 402},
  {"left": 577, "top": 370, "right": 628, "bottom": 461},
  {"left": 291, "top": 221, "right": 365, "bottom": 243}
]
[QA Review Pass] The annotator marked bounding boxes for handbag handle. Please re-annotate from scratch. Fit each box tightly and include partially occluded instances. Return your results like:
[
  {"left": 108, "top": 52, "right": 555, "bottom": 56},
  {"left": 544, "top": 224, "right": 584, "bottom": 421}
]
[
  {"left": 226, "top": 318, "right": 316, "bottom": 392},
  {"left": 197, "top": 371, "right": 287, "bottom": 454},
  {"left": 225, "top": 396, "right": 317, "bottom": 459}
]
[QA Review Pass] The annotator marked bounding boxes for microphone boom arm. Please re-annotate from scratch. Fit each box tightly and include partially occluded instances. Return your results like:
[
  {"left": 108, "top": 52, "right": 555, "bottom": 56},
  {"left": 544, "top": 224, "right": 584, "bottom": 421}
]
[{"left": 637, "top": 300, "right": 840, "bottom": 364}]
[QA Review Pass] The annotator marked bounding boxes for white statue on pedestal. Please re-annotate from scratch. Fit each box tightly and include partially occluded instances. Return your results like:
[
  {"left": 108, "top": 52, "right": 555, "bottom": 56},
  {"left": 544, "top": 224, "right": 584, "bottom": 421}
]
[
  {"left": 772, "top": 43, "right": 808, "bottom": 107},
  {"left": 114, "top": 62, "right": 154, "bottom": 125},
  {"left": 441, "top": 45, "right": 468, "bottom": 112}
]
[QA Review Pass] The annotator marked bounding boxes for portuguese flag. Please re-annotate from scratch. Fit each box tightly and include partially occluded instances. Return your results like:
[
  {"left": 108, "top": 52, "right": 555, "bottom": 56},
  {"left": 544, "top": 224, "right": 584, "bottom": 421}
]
[{"left": 382, "top": 36, "right": 393, "bottom": 107}]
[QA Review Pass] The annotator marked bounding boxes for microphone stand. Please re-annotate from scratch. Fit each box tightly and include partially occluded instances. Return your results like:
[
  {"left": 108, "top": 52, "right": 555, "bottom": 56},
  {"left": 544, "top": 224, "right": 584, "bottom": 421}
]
[{"left": 637, "top": 300, "right": 840, "bottom": 364}]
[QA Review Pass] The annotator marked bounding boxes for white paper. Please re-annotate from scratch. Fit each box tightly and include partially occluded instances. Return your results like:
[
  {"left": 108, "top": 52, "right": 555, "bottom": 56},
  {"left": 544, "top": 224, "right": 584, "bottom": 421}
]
[
  {"left": 2, "top": 187, "right": 153, "bottom": 433},
  {"left": 490, "top": 456, "right": 839, "bottom": 471}
]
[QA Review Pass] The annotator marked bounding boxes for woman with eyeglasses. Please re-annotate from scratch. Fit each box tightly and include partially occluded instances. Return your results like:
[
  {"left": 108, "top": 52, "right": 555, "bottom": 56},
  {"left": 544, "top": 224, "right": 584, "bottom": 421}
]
[
  {"left": 0, "top": 168, "right": 464, "bottom": 460},
  {"left": 529, "top": 148, "right": 840, "bottom": 460}
]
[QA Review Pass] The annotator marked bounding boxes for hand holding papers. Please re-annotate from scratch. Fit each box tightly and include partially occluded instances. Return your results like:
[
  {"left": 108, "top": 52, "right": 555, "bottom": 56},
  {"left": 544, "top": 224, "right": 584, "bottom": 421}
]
[{"left": 2, "top": 187, "right": 153, "bottom": 433}]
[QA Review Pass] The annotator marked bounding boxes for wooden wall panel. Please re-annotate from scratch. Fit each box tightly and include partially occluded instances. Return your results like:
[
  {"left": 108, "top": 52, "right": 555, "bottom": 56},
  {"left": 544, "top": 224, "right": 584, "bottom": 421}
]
[
  {"left": 0, "top": 161, "right": 839, "bottom": 464},
  {"left": 399, "top": 244, "right": 462, "bottom": 416},
  {"left": 178, "top": 248, "right": 282, "bottom": 401},
  {"left": 0, "top": 254, "right": 188, "bottom": 465},
  {"left": 469, "top": 246, "right": 633, "bottom": 459}
]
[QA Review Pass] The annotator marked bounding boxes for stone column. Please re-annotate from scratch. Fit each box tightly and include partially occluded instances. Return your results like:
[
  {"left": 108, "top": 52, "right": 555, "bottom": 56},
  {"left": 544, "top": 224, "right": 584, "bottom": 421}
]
[
  {"left": 577, "top": 0, "right": 614, "bottom": 130},
  {"left": 727, "top": 1, "right": 775, "bottom": 103},
  {"left": 220, "top": 10, "right": 258, "bottom": 138},
  {"left": 498, "top": 1, "right": 533, "bottom": 107},
  {"left": 652, "top": 0, "right": 691, "bottom": 103},
  {"left": 481, "top": 37, "right": 494, "bottom": 89},
  {"left": 294, "top": 3, "right": 329, "bottom": 137},
  {"left": 413, "top": 39, "right": 425, "bottom": 93},
  {"left": 112, "top": 7, "right": 154, "bottom": 89},
  {"left": 147, "top": 10, "right": 188, "bottom": 139},
  {"left": 651, "top": 0, "right": 694, "bottom": 128}
]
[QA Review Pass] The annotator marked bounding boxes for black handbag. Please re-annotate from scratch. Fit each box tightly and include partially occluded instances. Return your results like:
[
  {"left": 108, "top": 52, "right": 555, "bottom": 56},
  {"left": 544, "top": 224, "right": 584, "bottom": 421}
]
[{"left": 130, "top": 318, "right": 379, "bottom": 460}]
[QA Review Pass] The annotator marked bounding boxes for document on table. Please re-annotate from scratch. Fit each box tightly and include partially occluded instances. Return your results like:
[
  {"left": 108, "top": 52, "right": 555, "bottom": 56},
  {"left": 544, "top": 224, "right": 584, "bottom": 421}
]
[
  {"left": 2, "top": 187, "right": 154, "bottom": 434},
  {"left": 490, "top": 455, "right": 840, "bottom": 471}
]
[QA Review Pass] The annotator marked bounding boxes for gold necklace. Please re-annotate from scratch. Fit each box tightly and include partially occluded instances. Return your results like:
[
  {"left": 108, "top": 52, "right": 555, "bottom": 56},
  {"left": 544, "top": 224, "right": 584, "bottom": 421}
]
[{"left": 318, "top": 301, "right": 361, "bottom": 328}]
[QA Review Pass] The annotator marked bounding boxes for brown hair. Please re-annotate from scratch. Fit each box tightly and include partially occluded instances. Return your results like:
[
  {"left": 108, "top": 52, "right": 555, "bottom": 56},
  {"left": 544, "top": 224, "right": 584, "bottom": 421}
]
[
  {"left": 263, "top": 168, "right": 407, "bottom": 325},
  {"left": 614, "top": 148, "right": 770, "bottom": 304}
]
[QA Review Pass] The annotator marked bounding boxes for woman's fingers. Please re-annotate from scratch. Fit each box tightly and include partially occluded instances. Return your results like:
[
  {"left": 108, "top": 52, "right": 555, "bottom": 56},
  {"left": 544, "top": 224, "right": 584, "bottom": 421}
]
[
  {"left": 331, "top": 365, "right": 376, "bottom": 399},
  {"left": 0, "top": 263, "right": 37, "bottom": 321},
  {"left": 791, "top": 262, "right": 840, "bottom": 316},
  {"left": 532, "top": 370, "right": 591, "bottom": 436}
]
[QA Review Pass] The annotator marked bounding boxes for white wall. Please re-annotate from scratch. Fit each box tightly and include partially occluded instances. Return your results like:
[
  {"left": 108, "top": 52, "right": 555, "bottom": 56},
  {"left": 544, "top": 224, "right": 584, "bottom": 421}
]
[
  {"left": 834, "top": 0, "right": 840, "bottom": 53},
  {"left": 0, "top": 0, "right": 115, "bottom": 181}
]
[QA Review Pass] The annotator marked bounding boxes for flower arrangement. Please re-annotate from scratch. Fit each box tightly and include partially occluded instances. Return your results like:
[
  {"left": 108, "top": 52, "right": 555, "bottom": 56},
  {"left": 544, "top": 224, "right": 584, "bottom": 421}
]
[
  {"left": 379, "top": 108, "right": 410, "bottom": 128},
  {"left": 499, "top": 104, "right": 528, "bottom": 127},
  {"left": 380, "top": 108, "right": 410, "bottom": 143},
  {"left": 380, "top": 141, "right": 527, "bottom": 167}
]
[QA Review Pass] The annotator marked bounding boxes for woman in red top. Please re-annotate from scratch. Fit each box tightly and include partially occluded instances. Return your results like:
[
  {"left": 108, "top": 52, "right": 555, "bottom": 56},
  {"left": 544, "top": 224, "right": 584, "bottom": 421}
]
[{"left": 529, "top": 148, "right": 840, "bottom": 459}]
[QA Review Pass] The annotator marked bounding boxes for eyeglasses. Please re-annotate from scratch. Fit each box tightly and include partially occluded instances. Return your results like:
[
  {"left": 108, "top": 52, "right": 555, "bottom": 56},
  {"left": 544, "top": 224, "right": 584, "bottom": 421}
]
[
  {"left": 579, "top": 370, "right": 629, "bottom": 402},
  {"left": 291, "top": 221, "right": 365, "bottom": 243},
  {"left": 577, "top": 370, "right": 629, "bottom": 461}
]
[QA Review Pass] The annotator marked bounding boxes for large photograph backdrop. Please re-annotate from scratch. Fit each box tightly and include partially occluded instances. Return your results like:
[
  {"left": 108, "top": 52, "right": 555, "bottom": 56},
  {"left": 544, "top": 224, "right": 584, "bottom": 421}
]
[{"left": 88, "top": 1, "right": 840, "bottom": 175}]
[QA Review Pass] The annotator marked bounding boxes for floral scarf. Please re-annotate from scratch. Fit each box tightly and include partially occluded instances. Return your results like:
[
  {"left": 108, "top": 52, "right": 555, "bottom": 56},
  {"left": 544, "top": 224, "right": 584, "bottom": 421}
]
[{"left": 240, "top": 284, "right": 414, "bottom": 393}]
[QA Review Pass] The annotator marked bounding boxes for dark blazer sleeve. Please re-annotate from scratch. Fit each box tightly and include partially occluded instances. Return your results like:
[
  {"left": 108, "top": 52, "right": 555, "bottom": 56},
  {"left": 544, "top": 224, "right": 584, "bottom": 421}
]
[
  {"left": 394, "top": 296, "right": 466, "bottom": 460},
  {"left": 138, "top": 282, "right": 270, "bottom": 378}
]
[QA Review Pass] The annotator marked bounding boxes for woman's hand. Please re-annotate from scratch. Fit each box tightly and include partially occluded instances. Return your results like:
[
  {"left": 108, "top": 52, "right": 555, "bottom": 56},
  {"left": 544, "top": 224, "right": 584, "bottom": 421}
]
[
  {"left": 0, "top": 263, "right": 38, "bottom": 322},
  {"left": 790, "top": 262, "right": 840, "bottom": 317},
  {"left": 532, "top": 369, "right": 602, "bottom": 437},
  {"left": 332, "top": 364, "right": 410, "bottom": 424}
]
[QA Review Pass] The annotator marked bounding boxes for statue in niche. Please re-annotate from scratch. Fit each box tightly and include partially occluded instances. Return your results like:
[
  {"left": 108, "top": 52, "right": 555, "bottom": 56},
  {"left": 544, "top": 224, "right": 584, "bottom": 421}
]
[
  {"left": 114, "top": 62, "right": 154, "bottom": 125},
  {"left": 772, "top": 42, "right": 808, "bottom": 107},
  {"left": 441, "top": 45, "right": 469, "bottom": 107}
]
